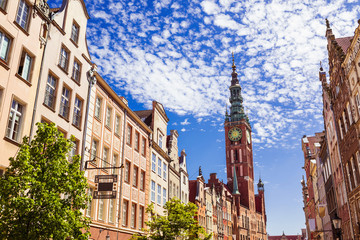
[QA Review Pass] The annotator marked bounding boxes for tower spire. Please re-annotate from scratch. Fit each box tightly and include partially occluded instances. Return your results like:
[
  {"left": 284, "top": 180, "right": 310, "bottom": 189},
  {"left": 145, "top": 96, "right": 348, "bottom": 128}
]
[{"left": 231, "top": 52, "right": 239, "bottom": 86}]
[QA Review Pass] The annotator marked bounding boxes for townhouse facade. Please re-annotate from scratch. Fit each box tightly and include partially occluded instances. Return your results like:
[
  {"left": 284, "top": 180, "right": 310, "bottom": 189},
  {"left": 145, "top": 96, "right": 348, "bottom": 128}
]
[{"left": 0, "top": 0, "right": 48, "bottom": 173}]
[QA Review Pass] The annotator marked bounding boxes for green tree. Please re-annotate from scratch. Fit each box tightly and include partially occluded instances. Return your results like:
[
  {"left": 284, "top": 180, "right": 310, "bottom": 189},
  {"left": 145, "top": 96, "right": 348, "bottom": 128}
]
[
  {"left": 0, "top": 123, "right": 90, "bottom": 240},
  {"left": 131, "top": 198, "right": 211, "bottom": 240}
]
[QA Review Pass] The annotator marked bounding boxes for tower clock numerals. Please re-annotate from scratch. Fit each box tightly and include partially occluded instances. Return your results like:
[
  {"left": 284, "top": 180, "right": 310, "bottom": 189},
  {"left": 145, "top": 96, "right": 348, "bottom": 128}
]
[
  {"left": 228, "top": 127, "right": 242, "bottom": 142},
  {"left": 246, "top": 129, "right": 251, "bottom": 144}
]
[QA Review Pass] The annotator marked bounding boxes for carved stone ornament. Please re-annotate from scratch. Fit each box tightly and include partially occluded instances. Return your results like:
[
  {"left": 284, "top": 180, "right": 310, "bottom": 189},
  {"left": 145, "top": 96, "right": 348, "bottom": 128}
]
[{"left": 35, "top": 0, "right": 50, "bottom": 17}]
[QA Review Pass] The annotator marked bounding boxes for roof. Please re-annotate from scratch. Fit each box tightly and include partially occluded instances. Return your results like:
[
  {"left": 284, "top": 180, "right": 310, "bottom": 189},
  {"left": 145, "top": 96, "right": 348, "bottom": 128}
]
[
  {"left": 268, "top": 235, "right": 301, "bottom": 240},
  {"left": 335, "top": 36, "right": 353, "bottom": 54},
  {"left": 134, "top": 110, "right": 152, "bottom": 127}
]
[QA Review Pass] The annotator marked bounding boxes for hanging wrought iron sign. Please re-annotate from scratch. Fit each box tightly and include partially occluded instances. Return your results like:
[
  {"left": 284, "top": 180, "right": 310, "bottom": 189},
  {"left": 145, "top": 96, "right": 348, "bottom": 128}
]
[{"left": 93, "top": 175, "right": 117, "bottom": 199}]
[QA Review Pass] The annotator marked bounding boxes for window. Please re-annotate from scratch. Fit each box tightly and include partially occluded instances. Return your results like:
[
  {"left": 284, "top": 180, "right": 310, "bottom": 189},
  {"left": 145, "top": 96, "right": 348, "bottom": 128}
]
[
  {"left": 346, "top": 163, "right": 353, "bottom": 191},
  {"left": 356, "top": 93, "right": 360, "bottom": 118},
  {"left": 352, "top": 157, "right": 359, "bottom": 187},
  {"left": 94, "top": 97, "right": 102, "bottom": 119},
  {"left": 347, "top": 103, "right": 353, "bottom": 125},
  {"left": 139, "top": 206, "right": 144, "bottom": 229},
  {"left": 140, "top": 170, "right": 145, "bottom": 191},
  {"left": 90, "top": 139, "right": 98, "bottom": 161},
  {"left": 44, "top": 74, "right": 57, "bottom": 109},
  {"left": 72, "top": 97, "right": 82, "bottom": 128},
  {"left": 86, "top": 188, "right": 93, "bottom": 217},
  {"left": 163, "top": 188, "right": 166, "bottom": 205},
  {"left": 122, "top": 200, "right": 128, "bottom": 226},
  {"left": 158, "top": 158, "right": 162, "bottom": 176},
  {"left": 173, "top": 183, "right": 176, "bottom": 197},
  {"left": 115, "top": 115, "right": 120, "bottom": 135},
  {"left": 16, "top": 0, "right": 30, "bottom": 30},
  {"left": 71, "top": 59, "right": 81, "bottom": 83},
  {"left": 133, "top": 166, "right": 138, "bottom": 187},
  {"left": 343, "top": 112, "right": 348, "bottom": 133},
  {"left": 6, "top": 99, "right": 23, "bottom": 141},
  {"left": 108, "top": 199, "right": 115, "bottom": 223},
  {"left": 124, "top": 161, "right": 130, "bottom": 183},
  {"left": 70, "top": 139, "right": 79, "bottom": 159},
  {"left": 141, "top": 137, "right": 146, "bottom": 156},
  {"left": 338, "top": 119, "right": 343, "bottom": 139},
  {"left": 0, "top": 0, "right": 7, "bottom": 11},
  {"left": 131, "top": 203, "right": 136, "bottom": 228},
  {"left": 163, "top": 162, "right": 167, "bottom": 180},
  {"left": 157, "top": 184, "right": 161, "bottom": 205},
  {"left": 17, "top": 50, "right": 33, "bottom": 81},
  {"left": 135, "top": 132, "right": 139, "bottom": 151},
  {"left": 0, "top": 30, "right": 11, "bottom": 62},
  {"left": 59, "top": 87, "right": 71, "bottom": 119},
  {"left": 102, "top": 147, "right": 108, "bottom": 168},
  {"left": 58, "top": 46, "right": 70, "bottom": 71},
  {"left": 112, "top": 154, "right": 118, "bottom": 174},
  {"left": 98, "top": 199, "right": 104, "bottom": 220},
  {"left": 169, "top": 181, "right": 172, "bottom": 198},
  {"left": 151, "top": 181, "right": 155, "bottom": 202},
  {"left": 105, "top": 106, "right": 112, "bottom": 128},
  {"left": 151, "top": 153, "right": 156, "bottom": 172},
  {"left": 127, "top": 124, "right": 132, "bottom": 146},
  {"left": 183, "top": 175, "right": 186, "bottom": 184},
  {"left": 70, "top": 21, "right": 79, "bottom": 44},
  {"left": 158, "top": 132, "right": 163, "bottom": 148}
]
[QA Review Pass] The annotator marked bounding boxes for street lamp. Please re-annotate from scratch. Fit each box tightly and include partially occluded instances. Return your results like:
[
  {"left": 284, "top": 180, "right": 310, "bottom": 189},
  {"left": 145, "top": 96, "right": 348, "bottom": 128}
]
[{"left": 332, "top": 214, "right": 342, "bottom": 240}]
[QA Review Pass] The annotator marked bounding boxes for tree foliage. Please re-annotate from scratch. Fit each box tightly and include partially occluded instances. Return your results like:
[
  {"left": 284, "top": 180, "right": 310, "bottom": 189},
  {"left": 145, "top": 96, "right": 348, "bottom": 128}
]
[
  {"left": 131, "top": 198, "right": 211, "bottom": 240},
  {"left": 0, "top": 123, "right": 90, "bottom": 240}
]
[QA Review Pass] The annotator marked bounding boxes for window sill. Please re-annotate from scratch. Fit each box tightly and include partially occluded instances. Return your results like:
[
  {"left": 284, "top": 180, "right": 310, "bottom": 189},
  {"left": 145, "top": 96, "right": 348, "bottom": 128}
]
[
  {"left": 71, "top": 76, "right": 81, "bottom": 86},
  {"left": 105, "top": 125, "right": 112, "bottom": 132},
  {"left": 114, "top": 132, "right": 120, "bottom": 138},
  {"left": 70, "top": 38, "right": 79, "bottom": 48},
  {"left": 3, "top": 136, "right": 21, "bottom": 146},
  {"left": 72, "top": 123, "right": 82, "bottom": 131},
  {"left": 0, "top": 7, "right": 7, "bottom": 15},
  {"left": 13, "top": 21, "right": 29, "bottom": 36},
  {"left": 43, "top": 102, "right": 56, "bottom": 113},
  {"left": 15, "top": 73, "right": 32, "bottom": 87},
  {"left": 0, "top": 59, "right": 10, "bottom": 70},
  {"left": 94, "top": 116, "right": 101, "bottom": 122},
  {"left": 57, "top": 64, "right": 69, "bottom": 75},
  {"left": 58, "top": 113, "right": 70, "bottom": 122}
]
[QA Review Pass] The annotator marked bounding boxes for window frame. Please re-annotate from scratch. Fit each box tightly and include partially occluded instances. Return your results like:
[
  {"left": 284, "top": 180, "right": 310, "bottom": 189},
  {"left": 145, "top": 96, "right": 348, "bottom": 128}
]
[
  {"left": 105, "top": 106, "right": 112, "bottom": 129},
  {"left": 163, "top": 162, "right": 167, "bottom": 180},
  {"left": 157, "top": 184, "right": 161, "bottom": 205},
  {"left": 126, "top": 124, "right": 132, "bottom": 146},
  {"left": 94, "top": 96, "right": 102, "bottom": 120},
  {"left": 90, "top": 139, "right": 98, "bottom": 162},
  {"left": 141, "top": 137, "right": 146, "bottom": 156},
  {"left": 59, "top": 85, "right": 71, "bottom": 120},
  {"left": 131, "top": 203, "right": 136, "bottom": 229},
  {"left": 133, "top": 165, "right": 138, "bottom": 188},
  {"left": 58, "top": 45, "right": 70, "bottom": 72},
  {"left": 139, "top": 206, "right": 144, "bottom": 229},
  {"left": 140, "top": 170, "right": 145, "bottom": 191},
  {"left": 70, "top": 20, "right": 80, "bottom": 45},
  {"left": 151, "top": 180, "right": 155, "bottom": 202},
  {"left": 134, "top": 131, "right": 139, "bottom": 152},
  {"left": 0, "top": 0, "right": 8, "bottom": 12},
  {"left": 43, "top": 72, "right": 58, "bottom": 110},
  {"left": 0, "top": 29, "right": 12, "bottom": 64},
  {"left": 124, "top": 160, "right": 130, "bottom": 183},
  {"left": 6, "top": 99, "right": 24, "bottom": 142},
  {"left": 102, "top": 147, "right": 109, "bottom": 168},
  {"left": 71, "top": 58, "right": 81, "bottom": 83},
  {"left": 72, "top": 96, "right": 83, "bottom": 129},
  {"left": 151, "top": 153, "right": 156, "bottom": 172},
  {"left": 157, "top": 158, "right": 162, "bottom": 176},
  {"left": 115, "top": 114, "right": 121, "bottom": 135},
  {"left": 15, "top": 0, "right": 31, "bottom": 31},
  {"left": 16, "top": 48, "right": 34, "bottom": 82},
  {"left": 122, "top": 200, "right": 129, "bottom": 227}
]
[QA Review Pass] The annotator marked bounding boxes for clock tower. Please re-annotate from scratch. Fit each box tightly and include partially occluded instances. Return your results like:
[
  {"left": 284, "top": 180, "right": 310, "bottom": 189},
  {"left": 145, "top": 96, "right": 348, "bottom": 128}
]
[{"left": 225, "top": 54, "right": 255, "bottom": 210}]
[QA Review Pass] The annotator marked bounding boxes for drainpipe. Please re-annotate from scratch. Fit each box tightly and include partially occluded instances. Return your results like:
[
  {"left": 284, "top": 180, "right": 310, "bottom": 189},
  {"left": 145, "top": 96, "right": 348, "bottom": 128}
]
[
  {"left": 117, "top": 109, "right": 127, "bottom": 240},
  {"left": 29, "top": 12, "right": 53, "bottom": 140},
  {"left": 80, "top": 66, "right": 96, "bottom": 171}
]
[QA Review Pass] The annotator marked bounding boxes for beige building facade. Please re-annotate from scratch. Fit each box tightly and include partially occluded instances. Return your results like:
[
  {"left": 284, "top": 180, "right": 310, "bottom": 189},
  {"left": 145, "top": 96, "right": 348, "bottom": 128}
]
[
  {"left": 84, "top": 74, "right": 151, "bottom": 239},
  {"left": 0, "top": 0, "right": 48, "bottom": 173}
]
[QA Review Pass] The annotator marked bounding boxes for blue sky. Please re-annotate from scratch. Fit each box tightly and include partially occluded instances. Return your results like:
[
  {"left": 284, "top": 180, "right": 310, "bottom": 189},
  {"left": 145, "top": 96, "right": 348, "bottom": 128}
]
[{"left": 52, "top": 0, "right": 360, "bottom": 235}]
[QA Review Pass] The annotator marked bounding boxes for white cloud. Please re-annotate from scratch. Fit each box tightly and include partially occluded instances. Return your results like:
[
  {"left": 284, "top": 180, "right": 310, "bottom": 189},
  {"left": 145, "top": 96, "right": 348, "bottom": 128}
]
[
  {"left": 181, "top": 118, "right": 191, "bottom": 125},
  {"left": 181, "top": 128, "right": 186, "bottom": 132}
]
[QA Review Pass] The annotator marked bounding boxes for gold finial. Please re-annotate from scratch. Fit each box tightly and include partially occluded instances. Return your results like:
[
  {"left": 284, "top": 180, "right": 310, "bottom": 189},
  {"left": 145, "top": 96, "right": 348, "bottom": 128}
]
[{"left": 232, "top": 52, "right": 235, "bottom": 67}]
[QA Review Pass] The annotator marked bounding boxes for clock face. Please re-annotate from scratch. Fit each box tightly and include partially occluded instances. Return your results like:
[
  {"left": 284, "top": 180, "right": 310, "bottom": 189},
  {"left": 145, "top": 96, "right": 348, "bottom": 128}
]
[
  {"left": 246, "top": 129, "right": 251, "bottom": 144},
  {"left": 228, "top": 127, "right": 242, "bottom": 142}
]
